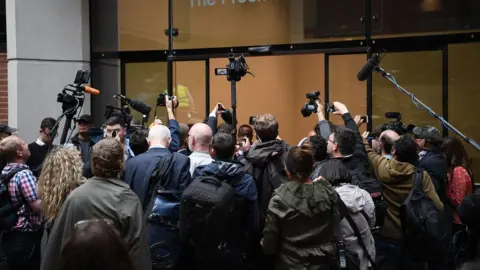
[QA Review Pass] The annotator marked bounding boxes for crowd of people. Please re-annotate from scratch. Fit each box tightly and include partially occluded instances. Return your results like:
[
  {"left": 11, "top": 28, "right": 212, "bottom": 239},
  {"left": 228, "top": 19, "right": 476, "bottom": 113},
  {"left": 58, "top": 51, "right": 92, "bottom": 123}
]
[{"left": 0, "top": 95, "right": 478, "bottom": 270}]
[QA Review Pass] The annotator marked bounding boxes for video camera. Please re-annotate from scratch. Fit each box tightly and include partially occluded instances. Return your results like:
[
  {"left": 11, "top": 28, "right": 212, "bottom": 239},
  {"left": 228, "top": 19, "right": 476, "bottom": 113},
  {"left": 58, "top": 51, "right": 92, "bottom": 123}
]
[
  {"left": 381, "top": 112, "right": 415, "bottom": 135},
  {"left": 104, "top": 94, "right": 152, "bottom": 131},
  {"left": 300, "top": 91, "right": 335, "bottom": 117}
]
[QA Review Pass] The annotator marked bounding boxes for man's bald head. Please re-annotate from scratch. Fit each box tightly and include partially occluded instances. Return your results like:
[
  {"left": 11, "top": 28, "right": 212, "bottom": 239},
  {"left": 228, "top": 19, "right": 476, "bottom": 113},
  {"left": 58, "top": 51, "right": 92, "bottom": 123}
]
[
  {"left": 188, "top": 123, "right": 212, "bottom": 152},
  {"left": 379, "top": 130, "right": 400, "bottom": 155},
  {"left": 0, "top": 135, "right": 29, "bottom": 163}
]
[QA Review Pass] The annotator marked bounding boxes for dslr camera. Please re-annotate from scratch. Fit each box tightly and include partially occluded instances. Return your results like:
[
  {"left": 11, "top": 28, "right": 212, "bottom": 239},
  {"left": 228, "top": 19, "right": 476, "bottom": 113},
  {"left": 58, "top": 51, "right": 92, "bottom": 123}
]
[{"left": 300, "top": 91, "right": 335, "bottom": 117}]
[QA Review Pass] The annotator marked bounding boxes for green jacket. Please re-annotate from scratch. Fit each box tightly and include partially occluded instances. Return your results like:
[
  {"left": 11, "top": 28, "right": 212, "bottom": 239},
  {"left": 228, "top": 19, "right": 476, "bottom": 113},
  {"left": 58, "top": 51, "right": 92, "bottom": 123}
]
[
  {"left": 365, "top": 143, "right": 443, "bottom": 240},
  {"left": 263, "top": 180, "right": 339, "bottom": 270}
]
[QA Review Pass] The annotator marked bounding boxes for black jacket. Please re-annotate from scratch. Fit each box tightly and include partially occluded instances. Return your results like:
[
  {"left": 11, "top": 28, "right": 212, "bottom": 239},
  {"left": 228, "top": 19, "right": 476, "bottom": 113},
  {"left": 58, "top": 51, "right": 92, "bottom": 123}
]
[
  {"left": 419, "top": 148, "right": 453, "bottom": 234},
  {"left": 242, "top": 140, "right": 290, "bottom": 228},
  {"left": 70, "top": 133, "right": 96, "bottom": 178},
  {"left": 335, "top": 113, "right": 373, "bottom": 179}
]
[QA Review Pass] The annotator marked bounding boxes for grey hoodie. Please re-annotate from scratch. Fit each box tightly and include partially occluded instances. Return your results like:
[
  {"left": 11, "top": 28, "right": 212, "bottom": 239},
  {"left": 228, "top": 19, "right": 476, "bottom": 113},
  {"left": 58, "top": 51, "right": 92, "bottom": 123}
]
[{"left": 336, "top": 184, "right": 376, "bottom": 270}]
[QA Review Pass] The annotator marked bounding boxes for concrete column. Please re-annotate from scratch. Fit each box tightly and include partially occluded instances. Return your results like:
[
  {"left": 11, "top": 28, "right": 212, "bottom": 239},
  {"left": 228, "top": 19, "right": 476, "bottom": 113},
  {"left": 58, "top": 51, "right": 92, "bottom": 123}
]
[{"left": 6, "top": 0, "right": 90, "bottom": 143}]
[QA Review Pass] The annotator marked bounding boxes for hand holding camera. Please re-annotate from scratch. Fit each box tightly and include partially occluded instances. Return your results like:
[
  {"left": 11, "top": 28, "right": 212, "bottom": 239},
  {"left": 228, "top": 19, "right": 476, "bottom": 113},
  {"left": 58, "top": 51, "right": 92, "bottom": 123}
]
[{"left": 332, "top": 101, "right": 349, "bottom": 116}]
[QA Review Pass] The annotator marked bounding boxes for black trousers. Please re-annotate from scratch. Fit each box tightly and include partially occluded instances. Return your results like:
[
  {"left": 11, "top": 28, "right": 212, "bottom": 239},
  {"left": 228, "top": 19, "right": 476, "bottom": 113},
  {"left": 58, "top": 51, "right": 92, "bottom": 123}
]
[{"left": 1, "top": 230, "right": 42, "bottom": 270}]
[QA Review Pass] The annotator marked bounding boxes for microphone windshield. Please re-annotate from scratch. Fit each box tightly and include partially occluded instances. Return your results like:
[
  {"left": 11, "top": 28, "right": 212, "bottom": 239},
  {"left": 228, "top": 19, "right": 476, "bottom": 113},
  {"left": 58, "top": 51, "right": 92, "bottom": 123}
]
[
  {"left": 130, "top": 99, "right": 151, "bottom": 116},
  {"left": 357, "top": 58, "right": 377, "bottom": 81}
]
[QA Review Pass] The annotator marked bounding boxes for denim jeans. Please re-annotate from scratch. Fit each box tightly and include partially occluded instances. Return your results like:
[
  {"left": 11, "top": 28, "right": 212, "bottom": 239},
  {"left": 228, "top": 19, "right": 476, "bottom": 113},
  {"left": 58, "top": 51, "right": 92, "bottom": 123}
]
[{"left": 1, "top": 230, "right": 42, "bottom": 270}]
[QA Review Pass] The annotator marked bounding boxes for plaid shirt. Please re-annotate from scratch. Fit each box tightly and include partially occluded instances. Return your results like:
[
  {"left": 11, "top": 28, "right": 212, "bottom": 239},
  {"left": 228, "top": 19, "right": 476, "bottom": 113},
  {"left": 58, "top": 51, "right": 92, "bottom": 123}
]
[{"left": 0, "top": 163, "right": 41, "bottom": 232}]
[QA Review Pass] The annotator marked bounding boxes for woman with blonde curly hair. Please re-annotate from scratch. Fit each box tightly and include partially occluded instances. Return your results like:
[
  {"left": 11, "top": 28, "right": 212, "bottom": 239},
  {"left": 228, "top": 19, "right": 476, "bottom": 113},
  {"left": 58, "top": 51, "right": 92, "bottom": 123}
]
[{"left": 38, "top": 147, "right": 85, "bottom": 229}]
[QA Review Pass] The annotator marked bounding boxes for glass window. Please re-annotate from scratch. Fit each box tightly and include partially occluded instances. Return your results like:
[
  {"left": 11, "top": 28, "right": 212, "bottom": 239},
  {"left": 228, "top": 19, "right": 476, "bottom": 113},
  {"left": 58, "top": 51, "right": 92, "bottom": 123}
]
[
  {"left": 172, "top": 61, "right": 207, "bottom": 125},
  {"left": 91, "top": 59, "right": 121, "bottom": 127},
  {"left": 174, "top": 0, "right": 365, "bottom": 49},
  {"left": 372, "top": 0, "right": 480, "bottom": 38},
  {"left": 209, "top": 54, "right": 325, "bottom": 145},
  {"left": 328, "top": 54, "right": 367, "bottom": 132},
  {"left": 372, "top": 51, "right": 443, "bottom": 134},
  {"left": 125, "top": 62, "right": 168, "bottom": 125},
  {"left": 118, "top": 0, "right": 169, "bottom": 51},
  {"left": 448, "top": 43, "right": 480, "bottom": 182}
]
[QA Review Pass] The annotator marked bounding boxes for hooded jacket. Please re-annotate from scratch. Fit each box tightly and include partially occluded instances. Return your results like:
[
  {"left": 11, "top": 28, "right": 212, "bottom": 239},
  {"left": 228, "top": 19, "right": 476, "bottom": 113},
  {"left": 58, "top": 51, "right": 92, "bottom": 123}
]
[
  {"left": 365, "top": 143, "right": 443, "bottom": 240},
  {"left": 336, "top": 184, "right": 376, "bottom": 270},
  {"left": 199, "top": 160, "right": 260, "bottom": 233},
  {"left": 263, "top": 180, "right": 338, "bottom": 270},
  {"left": 243, "top": 140, "right": 290, "bottom": 226}
]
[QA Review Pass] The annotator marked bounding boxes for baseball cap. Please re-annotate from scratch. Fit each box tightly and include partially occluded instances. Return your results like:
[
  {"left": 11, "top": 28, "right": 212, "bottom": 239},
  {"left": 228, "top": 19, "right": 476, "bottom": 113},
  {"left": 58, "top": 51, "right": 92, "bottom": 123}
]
[
  {"left": 0, "top": 124, "right": 17, "bottom": 134},
  {"left": 77, "top": 114, "right": 91, "bottom": 123},
  {"left": 412, "top": 126, "right": 442, "bottom": 143}
]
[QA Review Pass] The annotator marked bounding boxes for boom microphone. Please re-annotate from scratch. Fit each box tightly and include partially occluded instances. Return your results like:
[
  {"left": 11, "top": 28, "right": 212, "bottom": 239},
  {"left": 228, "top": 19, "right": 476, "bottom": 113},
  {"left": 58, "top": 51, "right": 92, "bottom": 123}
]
[
  {"left": 129, "top": 99, "right": 151, "bottom": 116},
  {"left": 80, "top": 85, "right": 100, "bottom": 95},
  {"left": 357, "top": 54, "right": 380, "bottom": 81}
]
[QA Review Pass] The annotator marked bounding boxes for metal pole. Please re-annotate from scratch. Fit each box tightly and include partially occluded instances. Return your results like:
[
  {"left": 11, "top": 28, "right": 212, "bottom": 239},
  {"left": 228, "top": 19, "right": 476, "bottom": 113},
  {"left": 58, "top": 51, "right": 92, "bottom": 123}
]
[{"left": 167, "top": 0, "right": 174, "bottom": 96}]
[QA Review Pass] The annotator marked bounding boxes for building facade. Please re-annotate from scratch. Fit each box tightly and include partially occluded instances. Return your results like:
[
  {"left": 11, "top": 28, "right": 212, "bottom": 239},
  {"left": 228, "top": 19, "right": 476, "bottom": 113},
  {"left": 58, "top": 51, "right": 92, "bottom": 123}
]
[{"left": 3, "top": 0, "right": 480, "bottom": 176}]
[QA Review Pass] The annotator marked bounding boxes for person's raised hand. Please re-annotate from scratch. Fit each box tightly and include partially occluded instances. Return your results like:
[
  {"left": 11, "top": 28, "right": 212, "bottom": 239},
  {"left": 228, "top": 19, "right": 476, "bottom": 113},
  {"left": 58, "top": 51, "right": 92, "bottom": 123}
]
[
  {"left": 312, "top": 176, "right": 326, "bottom": 183},
  {"left": 354, "top": 115, "right": 365, "bottom": 127},
  {"left": 315, "top": 100, "right": 325, "bottom": 120},
  {"left": 362, "top": 131, "right": 370, "bottom": 140},
  {"left": 165, "top": 95, "right": 173, "bottom": 110},
  {"left": 332, "top": 101, "right": 348, "bottom": 115}
]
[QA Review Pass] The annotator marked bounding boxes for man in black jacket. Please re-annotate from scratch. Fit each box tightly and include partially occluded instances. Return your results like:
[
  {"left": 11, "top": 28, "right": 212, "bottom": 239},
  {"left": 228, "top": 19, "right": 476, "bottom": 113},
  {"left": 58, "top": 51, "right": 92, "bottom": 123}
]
[
  {"left": 413, "top": 125, "right": 452, "bottom": 269},
  {"left": 69, "top": 114, "right": 95, "bottom": 177},
  {"left": 326, "top": 102, "right": 372, "bottom": 179}
]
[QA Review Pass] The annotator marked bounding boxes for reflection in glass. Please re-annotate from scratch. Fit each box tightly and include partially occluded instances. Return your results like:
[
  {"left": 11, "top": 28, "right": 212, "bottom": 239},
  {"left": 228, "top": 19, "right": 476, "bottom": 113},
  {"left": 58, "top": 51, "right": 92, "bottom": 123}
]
[
  {"left": 210, "top": 54, "right": 325, "bottom": 145},
  {"left": 125, "top": 62, "right": 168, "bottom": 125},
  {"left": 174, "top": 0, "right": 365, "bottom": 49},
  {"left": 448, "top": 43, "right": 480, "bottom": 181},
  {"left": 329, "top": 54, "right": 367, "bottom": 132},
  {"left": 372, "top": 51, "right": 442, "bottom": 133},
  {"left": 372, "top": 0, "right": 480, "bottom": 38}
]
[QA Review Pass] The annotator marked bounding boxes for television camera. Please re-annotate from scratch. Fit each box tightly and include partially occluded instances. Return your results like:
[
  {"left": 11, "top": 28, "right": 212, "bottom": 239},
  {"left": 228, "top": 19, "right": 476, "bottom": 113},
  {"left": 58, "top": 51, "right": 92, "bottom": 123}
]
[
  {"left": 300, "top": 91, "right": 335, "bottom": 117},
  {"left": 53, "top": 70, "right": 99, "bottom": 145},
  {"left": 381, "top": 112, "right": 415, "bottom": 135},
  {"left": 104, "top": 94, "right": 152, "bottom": 132}
]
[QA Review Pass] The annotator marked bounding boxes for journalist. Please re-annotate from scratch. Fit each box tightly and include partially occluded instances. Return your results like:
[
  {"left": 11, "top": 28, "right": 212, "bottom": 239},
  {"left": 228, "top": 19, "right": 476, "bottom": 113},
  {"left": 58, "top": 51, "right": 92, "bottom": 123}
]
[
  {"left": 69, "top": 114, "right": 96, "bottom": 178},
  {"left": 27, "top": 117, "right": 56, "bottom": 177}
]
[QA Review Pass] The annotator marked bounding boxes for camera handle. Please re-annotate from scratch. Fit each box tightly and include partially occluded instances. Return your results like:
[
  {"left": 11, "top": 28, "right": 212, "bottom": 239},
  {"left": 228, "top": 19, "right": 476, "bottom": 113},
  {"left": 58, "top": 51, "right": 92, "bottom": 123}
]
[
  {"left": 374, "top": 66, "right": 480, "bottom": 151},
  {"left": 231, "top": 80, "right": 237, "bottom": 136}
]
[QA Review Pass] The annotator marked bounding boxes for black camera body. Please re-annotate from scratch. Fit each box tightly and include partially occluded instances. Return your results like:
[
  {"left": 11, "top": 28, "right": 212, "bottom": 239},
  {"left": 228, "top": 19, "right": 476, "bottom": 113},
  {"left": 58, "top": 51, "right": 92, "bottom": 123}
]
[
  {"left": 157, "top": 93, "right": 179, "bottom": 108},
  {"left": 381, "top": 112, "right": 415, "bottom": 135},
  {"left": 301, "top": 91, "right": 320, "bottom": 117}
]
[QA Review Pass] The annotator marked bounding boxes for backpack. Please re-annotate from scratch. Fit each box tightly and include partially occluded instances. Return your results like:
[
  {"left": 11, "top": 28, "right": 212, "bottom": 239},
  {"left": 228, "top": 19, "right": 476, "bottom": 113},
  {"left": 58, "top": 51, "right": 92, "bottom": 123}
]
[
  {"left": 400, "top": 168, "right": 448, "bottom": 261},
  {"left": 143, "top": 154, "right": 183, "bottom": 269},
  {"left": 0, "top": 168, "right": 25, "bottom": 230},
  {"left": 350, "top": 165, "right": 387, "bottom": 230},
  {"left": 179, "top": 173, "right": 245, "bottom": 260},
  {"left": 243, "top": 152, "right": 288, "bottom": 229}
]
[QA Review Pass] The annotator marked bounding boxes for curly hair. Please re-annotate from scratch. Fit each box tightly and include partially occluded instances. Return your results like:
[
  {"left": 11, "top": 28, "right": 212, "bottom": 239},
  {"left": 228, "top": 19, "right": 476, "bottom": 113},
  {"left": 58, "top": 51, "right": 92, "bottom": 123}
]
[
  {"left": 38, "top": 147, "right": 85, "bottom": 222},
  {"left": 91, "top": 138, "right": 125, "bottom": 179}
]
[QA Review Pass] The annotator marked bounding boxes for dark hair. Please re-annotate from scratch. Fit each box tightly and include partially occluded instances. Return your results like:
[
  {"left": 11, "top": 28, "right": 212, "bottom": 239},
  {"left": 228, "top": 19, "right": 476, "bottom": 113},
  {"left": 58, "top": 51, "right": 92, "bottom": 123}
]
[
  {"left": 393, "top": 135, "right": 418, "bottom": 165},
  {"left": 217, "top": 123, "right": 235, "bottom": 135},
  {"left": 60, "top": 220, "right": 134, "bottom": 270},
  {"left": 443, "top": 136, "right": 472, "bottom": 175},
  {"left": 285, "top": 145, "right": 314, "bottom": 181},
  {"left": 238, "top": 124, "right": 254, "bottom": 142},
  {"left": 333, "top": 126, "right": 356, "bottom": 156},
  {"left": 40, "top": 117, "right": 56, "bottom": 130},
  {"left": 105, "top": 116, "right": 126, "bottom": 128},
  {"left": 212, "top": 132, "right": 235, "bottom": 160},
  {"left": 318, "top": 159, "right": 352, "bottom": 187},
  {"left": 380, "top": 135, "right": 396, "bottom": 154},
  {"left": 308, "top": 135, "right": 327, "bottom": 162},
  {"left": 129, "top": 129, "right": 149, "bottom": 156},
  {"left": 91, "top": 139, "right": 124, "bottom": 178},
  {"left": 312, "top": 123, "right": 320, "bottom": 135},
  {"left": 179, "top": 123, "right": 189, "bottom": 148},
  {"left": 253, "top": 114, "right": 279, "bottom": 142}
]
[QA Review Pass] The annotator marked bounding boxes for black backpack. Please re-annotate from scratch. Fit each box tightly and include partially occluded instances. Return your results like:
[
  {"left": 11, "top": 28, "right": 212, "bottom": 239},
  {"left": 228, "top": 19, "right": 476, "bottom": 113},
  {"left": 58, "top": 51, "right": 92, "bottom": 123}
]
[
  {"left": 0, "top": 168, "right": 25, "bottom": 230},
  {"left": 143, "top": 154, "right": 183, "bottom": 270},
  {"left": 350, "top": 165, "right": 387, "bottom": 230},
  {"left": 243, "top": 152, "right": 288, "bottom": 229},
  {"left": 400, "top": 168, "right": 448, "bottom": 261},
  {"left": 179, "top": 173, "right": 244, "bottom": 259}
]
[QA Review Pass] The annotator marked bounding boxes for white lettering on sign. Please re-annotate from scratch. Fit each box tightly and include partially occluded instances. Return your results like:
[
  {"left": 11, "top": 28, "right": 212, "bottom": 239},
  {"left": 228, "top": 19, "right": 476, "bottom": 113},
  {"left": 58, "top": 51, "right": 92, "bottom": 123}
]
[{"left": 191, "top": 0, "right": 268, "bottom": 8}]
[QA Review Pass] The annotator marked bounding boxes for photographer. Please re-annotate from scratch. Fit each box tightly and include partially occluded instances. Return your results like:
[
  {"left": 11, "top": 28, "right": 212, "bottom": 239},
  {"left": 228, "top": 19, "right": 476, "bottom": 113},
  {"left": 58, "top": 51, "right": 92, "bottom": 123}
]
[{"left": 326, "top": 102, "right": 372, "bottom": 178}]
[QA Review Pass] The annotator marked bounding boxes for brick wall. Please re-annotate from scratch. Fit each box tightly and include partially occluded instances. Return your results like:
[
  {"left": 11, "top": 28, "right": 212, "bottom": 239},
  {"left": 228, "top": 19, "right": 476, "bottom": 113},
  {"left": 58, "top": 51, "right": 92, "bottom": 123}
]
[{"left": 0, "top": 53, "right": 6, "bottom": 123}]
